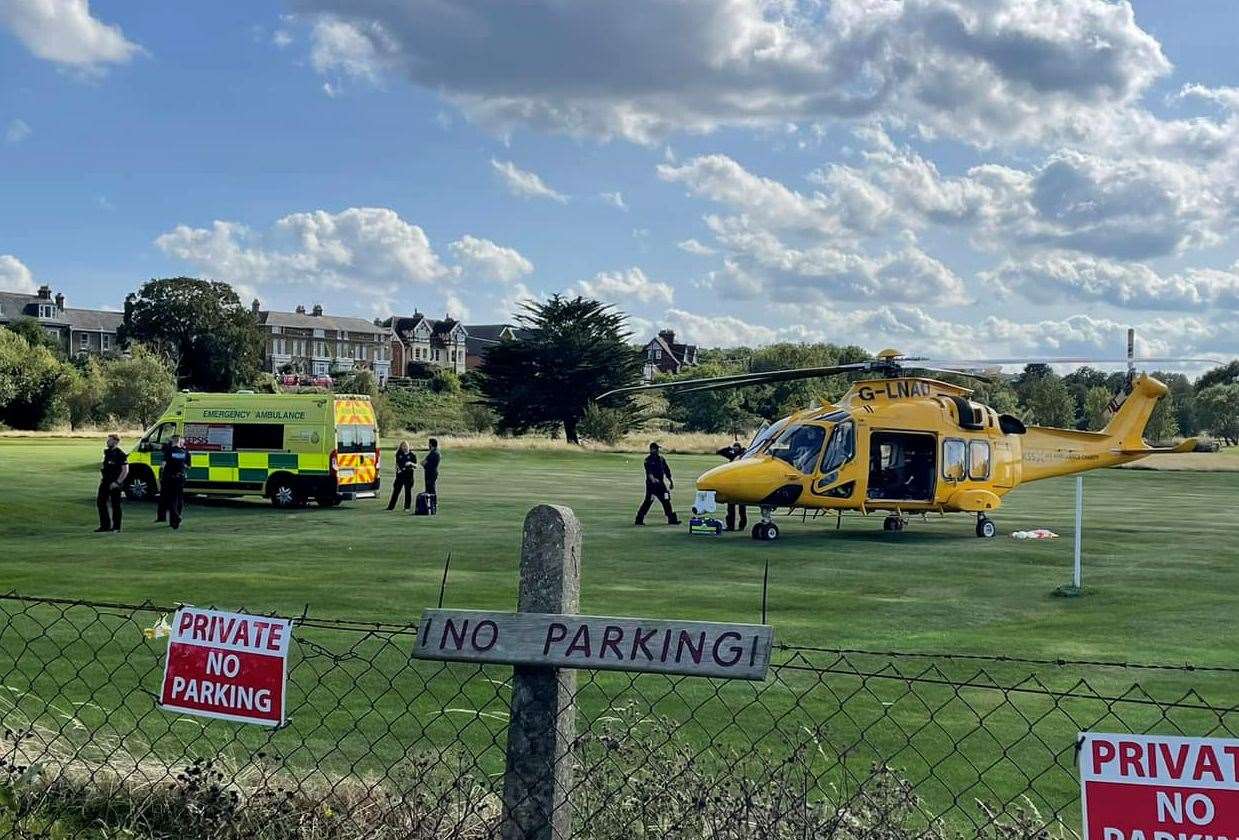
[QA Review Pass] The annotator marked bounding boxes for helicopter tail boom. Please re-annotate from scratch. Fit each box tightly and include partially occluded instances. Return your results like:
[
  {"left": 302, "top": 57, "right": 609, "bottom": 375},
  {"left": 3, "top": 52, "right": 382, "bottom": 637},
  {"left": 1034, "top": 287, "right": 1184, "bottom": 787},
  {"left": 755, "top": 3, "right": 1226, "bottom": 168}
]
[{"left": 1019, "top": 374, "right": 1178, "bottom": 482}]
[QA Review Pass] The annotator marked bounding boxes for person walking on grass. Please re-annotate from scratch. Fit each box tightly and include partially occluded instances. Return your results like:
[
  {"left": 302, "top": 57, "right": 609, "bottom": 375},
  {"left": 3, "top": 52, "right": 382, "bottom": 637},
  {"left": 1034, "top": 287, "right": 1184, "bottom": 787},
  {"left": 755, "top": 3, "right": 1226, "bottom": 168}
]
[
  {"left": 635, "top": 442, "right": 680, "bottom": 526},
  {"left": 715, "top": 439, "right": 748, "bottom": 532},
  {"left": 156, "top": 433, "right": 189, "bottom": 529},
  {"left": 96, "top": 433, "right": 128, "bottom": 533},
  {"left": 387, "top": 440, "right": 417, "bottom": 511}
]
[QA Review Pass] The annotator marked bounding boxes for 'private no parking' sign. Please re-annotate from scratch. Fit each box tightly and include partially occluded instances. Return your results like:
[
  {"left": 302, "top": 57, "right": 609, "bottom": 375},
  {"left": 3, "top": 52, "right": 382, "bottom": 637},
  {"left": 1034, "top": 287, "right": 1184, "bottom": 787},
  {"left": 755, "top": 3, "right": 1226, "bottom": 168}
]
[
  {"left": 159, "top": 607, "right": 291, "bottom": 727},
  {"left": 1079, "top": 732, "right": 1239, "bottom": 840}
]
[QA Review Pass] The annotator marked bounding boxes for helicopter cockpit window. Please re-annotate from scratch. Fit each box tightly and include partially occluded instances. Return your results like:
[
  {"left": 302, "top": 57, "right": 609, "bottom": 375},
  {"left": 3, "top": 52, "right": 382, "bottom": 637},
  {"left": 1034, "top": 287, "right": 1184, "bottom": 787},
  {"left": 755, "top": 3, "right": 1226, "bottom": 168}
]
[
  {"left": 769, "top": 424, "right": 826, "bottom": 474},
  {"left": 819, "top": 420, "right": 855, "bottom": 474},
  {"left": 744, "top": 418, "right": 788, "bottom": 458}
]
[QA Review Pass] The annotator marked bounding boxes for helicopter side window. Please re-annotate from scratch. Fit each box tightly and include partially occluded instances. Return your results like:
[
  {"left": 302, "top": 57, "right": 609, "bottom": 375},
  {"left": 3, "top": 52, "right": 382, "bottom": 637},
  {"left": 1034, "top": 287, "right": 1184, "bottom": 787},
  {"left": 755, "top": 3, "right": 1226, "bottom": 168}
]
[
  {"left": 969, "top": 440, "right": 991, "bottom": 480},
  {"left": 942, "top": 439, "right": 966, "bottom": 481},
  {"left": 819, "top": 420, "right": 855, "bottom": 474},
  {"left": 770, "top": 424, "right": 826, "bottom": 474}
]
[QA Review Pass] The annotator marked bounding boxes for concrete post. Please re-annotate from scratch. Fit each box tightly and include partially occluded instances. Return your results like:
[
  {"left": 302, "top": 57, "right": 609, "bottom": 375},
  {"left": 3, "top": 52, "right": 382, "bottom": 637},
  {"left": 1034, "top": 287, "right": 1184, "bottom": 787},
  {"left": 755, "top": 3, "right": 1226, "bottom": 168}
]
[{"left": 500, "top": 504, "right": 582, "bottom": 840}]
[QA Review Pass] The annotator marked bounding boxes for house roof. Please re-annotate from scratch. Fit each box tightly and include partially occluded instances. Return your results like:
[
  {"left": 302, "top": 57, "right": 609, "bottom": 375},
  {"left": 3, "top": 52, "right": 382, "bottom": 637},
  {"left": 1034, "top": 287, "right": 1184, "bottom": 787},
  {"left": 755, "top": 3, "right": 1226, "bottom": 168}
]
[
  {"left": 645, "top": 333, "right": 697, "bottom": 366},
  {"left": 260, "top": 309, "right": 387, "bottom": 334},
  {"left": 387, "top": 314, "right": 466, "bottom": 348},
  {"left": 0, "top": 291, "right": 122, "bottom": 332},
  {"left": 463, "top": 324, "right": 514, "bottom": 343}
]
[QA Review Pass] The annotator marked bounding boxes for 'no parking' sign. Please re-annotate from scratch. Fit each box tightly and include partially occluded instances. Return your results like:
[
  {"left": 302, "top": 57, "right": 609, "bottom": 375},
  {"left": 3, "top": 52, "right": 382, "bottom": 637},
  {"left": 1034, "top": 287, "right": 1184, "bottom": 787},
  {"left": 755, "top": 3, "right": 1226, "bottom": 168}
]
[
  {"left": 1080, "top": 732, "right": 1239, "bottom": 840},
  {"left": 159, "top": 607, "right": 291, "bottom": 727}
]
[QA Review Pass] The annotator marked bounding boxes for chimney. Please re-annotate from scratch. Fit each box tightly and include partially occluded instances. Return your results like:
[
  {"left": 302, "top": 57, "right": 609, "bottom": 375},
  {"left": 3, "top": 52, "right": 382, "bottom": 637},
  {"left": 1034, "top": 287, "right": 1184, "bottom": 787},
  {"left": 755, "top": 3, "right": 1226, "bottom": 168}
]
[
  {"left": 295, "top": 305, "right": 306, "bottom": 314},
  {"left": 37, "top": 285, "right": 52, "bottom": 300},
  {"left": 658, "top": 329, "right": 676, "bottom": 345},
  {"left": 54, "top": 292, "right": 65, "bottom": 310},
  {"left": 251, "top": 298, "right": 260, "bottom": 314},
  {"left": 312, "top": 304, "right": 323, "bottom": 317}
]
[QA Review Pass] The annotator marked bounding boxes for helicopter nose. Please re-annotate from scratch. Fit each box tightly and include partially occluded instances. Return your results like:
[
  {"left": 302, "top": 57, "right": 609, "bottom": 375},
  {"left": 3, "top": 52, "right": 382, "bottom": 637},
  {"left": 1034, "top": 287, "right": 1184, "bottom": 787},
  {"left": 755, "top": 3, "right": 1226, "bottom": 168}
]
[{"left": 697, "top": 457, "right": 793, "bottom": 503}]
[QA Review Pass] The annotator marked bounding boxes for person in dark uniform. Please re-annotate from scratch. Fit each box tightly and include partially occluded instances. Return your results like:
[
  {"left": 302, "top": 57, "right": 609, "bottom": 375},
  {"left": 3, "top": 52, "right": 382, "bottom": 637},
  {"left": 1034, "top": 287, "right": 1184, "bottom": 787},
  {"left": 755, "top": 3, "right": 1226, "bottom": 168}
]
[
  {"left": 387, "top": 440, "right": 417, "bottom": 510},
  {"left": 96, "top": 433, "right": 128, "bottom": 532},
  {"left": 157, "top": 434, "right": 189, "bottom": 529},
  {"left": 422, "top": 438, "right": 440, "bottom": 497},
  {"left": 715, "top": 440, "right": 748, "bottom": 532},
  {"left": 635, "top": 442, "right": 680, "bottom": 526}
]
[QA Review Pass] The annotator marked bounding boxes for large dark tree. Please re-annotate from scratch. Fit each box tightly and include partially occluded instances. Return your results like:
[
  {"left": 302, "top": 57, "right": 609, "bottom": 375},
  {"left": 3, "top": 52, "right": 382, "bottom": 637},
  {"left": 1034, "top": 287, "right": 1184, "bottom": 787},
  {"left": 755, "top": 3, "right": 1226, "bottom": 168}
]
[
  {"left": 121, "top": 278, "right": 263, "bottom": 391},
  {"left": 479, "top": 295, "right": 643, "bottom": 444}
]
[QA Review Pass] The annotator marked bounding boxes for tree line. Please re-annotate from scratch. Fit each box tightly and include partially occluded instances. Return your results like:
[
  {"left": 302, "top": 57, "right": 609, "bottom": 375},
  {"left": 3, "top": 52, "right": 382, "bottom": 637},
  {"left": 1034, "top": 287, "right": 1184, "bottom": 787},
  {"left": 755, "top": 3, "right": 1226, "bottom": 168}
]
[{"left": 2, "top": 276, "right": 1237, "bottom": 446}]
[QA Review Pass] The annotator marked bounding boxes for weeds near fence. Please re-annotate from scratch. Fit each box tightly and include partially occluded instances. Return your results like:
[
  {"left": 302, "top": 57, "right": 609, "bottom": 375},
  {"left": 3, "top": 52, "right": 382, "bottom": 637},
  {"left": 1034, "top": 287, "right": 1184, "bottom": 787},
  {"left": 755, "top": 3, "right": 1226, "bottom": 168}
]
[{"left": 1, "top": 593, "right": 1235, "bottom": 839}]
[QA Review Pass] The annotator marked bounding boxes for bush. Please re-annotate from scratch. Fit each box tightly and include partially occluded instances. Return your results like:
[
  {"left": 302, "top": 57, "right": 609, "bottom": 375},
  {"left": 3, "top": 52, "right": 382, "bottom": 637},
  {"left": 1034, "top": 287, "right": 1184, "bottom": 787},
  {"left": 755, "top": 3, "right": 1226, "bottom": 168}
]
[
  {"left": 430, "top": 369, "right": 461, "bottom": 394},
  {"left": 335, "top": 369, "right": 379, "bottom": 398},
  {"left": 578, "top": 403, "right": 632, "bottom": 445},
  {"left": 0, "top": 328, "right": 70, "bottom": 429},
  {"left": 64, "top": 357, "right": 107, "bottom": 429},
  {"left": 250, "top": 372, "right": 283, "bottom": 394},
  {"left": 385, "top": 387, "right": 474, "bottom": 434},
  {"left": 101, "top": 344, "right": 176, "bottom": 427}
]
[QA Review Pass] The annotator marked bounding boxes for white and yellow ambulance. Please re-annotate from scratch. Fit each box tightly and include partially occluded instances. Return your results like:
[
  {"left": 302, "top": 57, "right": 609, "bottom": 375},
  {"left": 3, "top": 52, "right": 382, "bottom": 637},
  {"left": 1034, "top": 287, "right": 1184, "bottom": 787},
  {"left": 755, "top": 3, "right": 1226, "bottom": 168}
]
[{"left": 126, "top": 392, "right": 380, "bottom": 507}]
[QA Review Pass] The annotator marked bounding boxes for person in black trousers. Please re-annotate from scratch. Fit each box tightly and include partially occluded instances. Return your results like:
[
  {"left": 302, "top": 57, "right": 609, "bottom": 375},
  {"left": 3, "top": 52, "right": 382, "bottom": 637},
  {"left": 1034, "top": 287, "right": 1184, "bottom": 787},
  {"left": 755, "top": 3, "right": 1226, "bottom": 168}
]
[
  {"left": 95, "top": 433, "right": 128, "bottom": 532},
  {"left": 635, "top": 442, "right": 680, "bottom": 526},
  {"left": 422, "top": 438, "right": 440, "bottom": 496},
  {"left": 715, "top": 440, "right": 748, "bottom": 532},
  {"left": 387, "top": 440, "right": 417, "bottom": 510},
  {"left": 157, "top": 434, "right": 189, "bottom": 529}
]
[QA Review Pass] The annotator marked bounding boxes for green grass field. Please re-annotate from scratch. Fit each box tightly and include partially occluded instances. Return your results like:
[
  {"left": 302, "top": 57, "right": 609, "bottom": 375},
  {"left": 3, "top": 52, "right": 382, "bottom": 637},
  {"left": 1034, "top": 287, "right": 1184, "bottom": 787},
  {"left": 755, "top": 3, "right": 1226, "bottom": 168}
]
[
  {"left": 1, "top": 437, "right": 1237, "bottom": 832},
  {"left": 2, "top": 437, "right": 1237, "bottom": 663}
]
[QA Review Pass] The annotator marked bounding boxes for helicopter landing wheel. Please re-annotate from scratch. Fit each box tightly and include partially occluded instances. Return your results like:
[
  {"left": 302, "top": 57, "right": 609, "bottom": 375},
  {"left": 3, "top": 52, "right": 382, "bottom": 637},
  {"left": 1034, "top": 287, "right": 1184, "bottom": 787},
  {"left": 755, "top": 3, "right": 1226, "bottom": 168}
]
[
  {"left": 975, "top": 514, "right": 997, "bottom": 539},
  {"left": 751, "top": 522, "right": 780, "bottom": 541},
  {"left": 882, "top": 515, "right": 905, "bottom": 532}
]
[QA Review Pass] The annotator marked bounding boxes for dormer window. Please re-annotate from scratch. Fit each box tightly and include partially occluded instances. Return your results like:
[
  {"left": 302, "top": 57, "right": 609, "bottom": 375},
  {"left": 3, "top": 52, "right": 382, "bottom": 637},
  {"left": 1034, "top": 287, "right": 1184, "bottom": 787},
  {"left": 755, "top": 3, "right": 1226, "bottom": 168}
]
[{"left": 38, "top": 304, "right": 55, "bottom": 318}]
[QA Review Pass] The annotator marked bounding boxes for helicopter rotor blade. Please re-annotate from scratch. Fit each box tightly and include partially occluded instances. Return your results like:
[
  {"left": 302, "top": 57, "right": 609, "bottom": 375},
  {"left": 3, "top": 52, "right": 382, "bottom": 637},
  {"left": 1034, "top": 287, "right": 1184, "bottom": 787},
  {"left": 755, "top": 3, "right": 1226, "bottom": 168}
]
[
  {"left": 918, "top": 356, "right": 1225, "bottom": 368},
  {"left": 595, "top": 363, "right": 870, "bottom": 401}
]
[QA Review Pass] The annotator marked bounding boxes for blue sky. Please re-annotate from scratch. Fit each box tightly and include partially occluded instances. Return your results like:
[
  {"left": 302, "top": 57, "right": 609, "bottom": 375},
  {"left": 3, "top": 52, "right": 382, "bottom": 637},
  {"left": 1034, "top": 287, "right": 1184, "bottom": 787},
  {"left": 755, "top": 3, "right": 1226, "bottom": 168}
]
[{"left": 1, "top": 0, "right": 1237, "bottom": 365}]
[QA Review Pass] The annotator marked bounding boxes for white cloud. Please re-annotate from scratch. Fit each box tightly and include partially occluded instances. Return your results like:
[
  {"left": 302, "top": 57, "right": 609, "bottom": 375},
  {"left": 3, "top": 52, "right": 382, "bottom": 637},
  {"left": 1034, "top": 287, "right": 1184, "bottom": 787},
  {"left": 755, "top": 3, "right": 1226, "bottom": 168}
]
[
  {"left": 677, "top": 239, "right": 716, "bottom": 257},
  {"left": 309, "top": 16, "right": 396, "bottom": 83},
  {"left": 0, "top": 0, "right": 142, "bottom": 73},
  {"left": 272, "top": 29, "right": 293, "bottom": 49},
  {"left": 575, "top": 267, "right": 674, "bottom": 306},
  {"left": 289, "top": 0, "right": 1168, "bottom": 147},
  {"left": 659, "top": 154, "right": 849, "bottom": 240},
  {"left": 0, "top": 254, "right": 37, "bottom": 293},
  {"left": 599, "top": 191, "right": 627, "bottom": 211},
  {"left": 984, "top": 254, "right": 1239, "bottom": 311},
  {"left": 155, "top": 207, "right": 450, "bottom": 306},
  {"left": 491, "top": 159, "right": 568, "bottom": 203},
  {"left": 449, "top": 235, "right": 533, "bottom": 282},
  {"left": 4, "top": 118, "right": 31, "bottom": 144}
]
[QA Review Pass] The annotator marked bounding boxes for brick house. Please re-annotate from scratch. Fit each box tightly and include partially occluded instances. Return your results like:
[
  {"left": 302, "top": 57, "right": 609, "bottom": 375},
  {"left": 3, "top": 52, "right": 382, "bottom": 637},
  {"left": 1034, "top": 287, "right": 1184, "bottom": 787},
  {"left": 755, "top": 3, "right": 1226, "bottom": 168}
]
[
  {"left": 0, "top": 285, "right": 122, "bottom": 356},
  {"left": 385, "top": 313, "right": 468, "bottom": 375},
  {"left": 253, "top": 301, "right": 393, "bottom": 384},
  {"left": 642, "top": 329, "right": 698, "bottom": 381}
]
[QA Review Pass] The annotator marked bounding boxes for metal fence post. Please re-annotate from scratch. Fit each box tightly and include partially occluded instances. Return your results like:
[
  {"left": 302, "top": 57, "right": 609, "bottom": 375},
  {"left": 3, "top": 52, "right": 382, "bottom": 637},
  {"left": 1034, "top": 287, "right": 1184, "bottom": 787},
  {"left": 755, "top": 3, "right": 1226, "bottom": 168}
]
[{"left": 500, "top": 504, "right": 582, "bottom": 840}]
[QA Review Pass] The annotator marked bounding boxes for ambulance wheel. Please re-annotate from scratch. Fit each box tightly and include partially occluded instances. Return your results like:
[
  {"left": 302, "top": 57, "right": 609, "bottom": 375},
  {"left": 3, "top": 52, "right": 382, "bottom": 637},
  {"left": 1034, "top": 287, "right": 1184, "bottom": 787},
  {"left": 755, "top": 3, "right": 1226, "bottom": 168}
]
[
  {"left": 270, "top": 479, "right": 303, "bottom": 509},
  {"left": 976, "top": 516, "right": 997, "bottom": 539},
  {"left": 124, "top": 470, "right": 155, "bottom": 502}
]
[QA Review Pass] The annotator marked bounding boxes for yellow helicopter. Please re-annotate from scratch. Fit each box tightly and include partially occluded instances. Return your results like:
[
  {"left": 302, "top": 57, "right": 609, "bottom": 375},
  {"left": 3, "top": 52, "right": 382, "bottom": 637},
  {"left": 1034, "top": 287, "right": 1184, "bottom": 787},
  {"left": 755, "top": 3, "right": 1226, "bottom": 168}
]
[{"left": 602, "top": 350, "right": 1211, "bottom": 541}]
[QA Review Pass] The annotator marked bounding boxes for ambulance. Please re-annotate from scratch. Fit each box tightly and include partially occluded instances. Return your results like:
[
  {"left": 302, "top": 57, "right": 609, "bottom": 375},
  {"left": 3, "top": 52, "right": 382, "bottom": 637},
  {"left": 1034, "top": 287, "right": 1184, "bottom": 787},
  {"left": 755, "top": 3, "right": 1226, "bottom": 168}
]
[{"left": 126, "top": 392, "right": 380, "bottom": 507}]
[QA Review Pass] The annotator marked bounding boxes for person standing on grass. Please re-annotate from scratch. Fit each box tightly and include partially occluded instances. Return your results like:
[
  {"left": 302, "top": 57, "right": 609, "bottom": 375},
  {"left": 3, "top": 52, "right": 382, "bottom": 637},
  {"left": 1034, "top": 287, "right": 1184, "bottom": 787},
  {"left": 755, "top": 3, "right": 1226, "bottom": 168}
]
[
  {"left": 157, "top": 434, "right": 189, "bottom": 529},
  {"left": 96, "top": 433, "right": 128, "bottom": 533},
  {"left": 635, "top": 442, "right": 680, "bottom": 526},
  {"left": 422, "top": 438, "right": 441, "bottom": 498},
  {"left": 715, "top": 439, "right": 748, "bottom": 532},
  {"left": 387, "top": 440, "right": 417, "bottom": 511}
]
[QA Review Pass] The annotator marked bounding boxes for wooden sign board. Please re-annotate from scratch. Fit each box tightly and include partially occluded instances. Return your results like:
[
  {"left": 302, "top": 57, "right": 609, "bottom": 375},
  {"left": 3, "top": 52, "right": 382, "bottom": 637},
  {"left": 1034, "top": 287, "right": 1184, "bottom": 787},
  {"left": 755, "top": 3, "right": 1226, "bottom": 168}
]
[{"left": 414, "top": 609, "right": 774, "bottom": 681}]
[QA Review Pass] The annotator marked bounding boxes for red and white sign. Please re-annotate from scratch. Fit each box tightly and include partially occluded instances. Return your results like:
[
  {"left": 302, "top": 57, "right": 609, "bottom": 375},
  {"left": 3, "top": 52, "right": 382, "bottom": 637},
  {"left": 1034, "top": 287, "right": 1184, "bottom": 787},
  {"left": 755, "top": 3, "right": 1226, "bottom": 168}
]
[
  {"left": 1079, "top": 732, "right": 1239, "bottom": 840},
  {"left": 159, "top": 607, "right": 291, "bottom": 727}
]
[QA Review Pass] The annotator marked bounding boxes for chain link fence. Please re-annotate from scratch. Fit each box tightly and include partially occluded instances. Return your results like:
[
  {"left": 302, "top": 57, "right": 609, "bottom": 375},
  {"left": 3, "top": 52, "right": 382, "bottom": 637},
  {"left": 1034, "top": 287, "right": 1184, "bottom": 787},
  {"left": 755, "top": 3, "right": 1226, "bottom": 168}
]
[{"left": 1, "top": 592, "right": 1236, "bottom": 838}]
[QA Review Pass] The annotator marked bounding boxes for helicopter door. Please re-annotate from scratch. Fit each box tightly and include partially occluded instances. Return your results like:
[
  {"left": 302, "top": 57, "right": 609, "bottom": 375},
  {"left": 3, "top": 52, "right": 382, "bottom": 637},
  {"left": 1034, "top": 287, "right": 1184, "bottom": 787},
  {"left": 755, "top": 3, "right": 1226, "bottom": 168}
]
[{"left": 866, "top": 431, "right": 936, "bottom": 503}]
